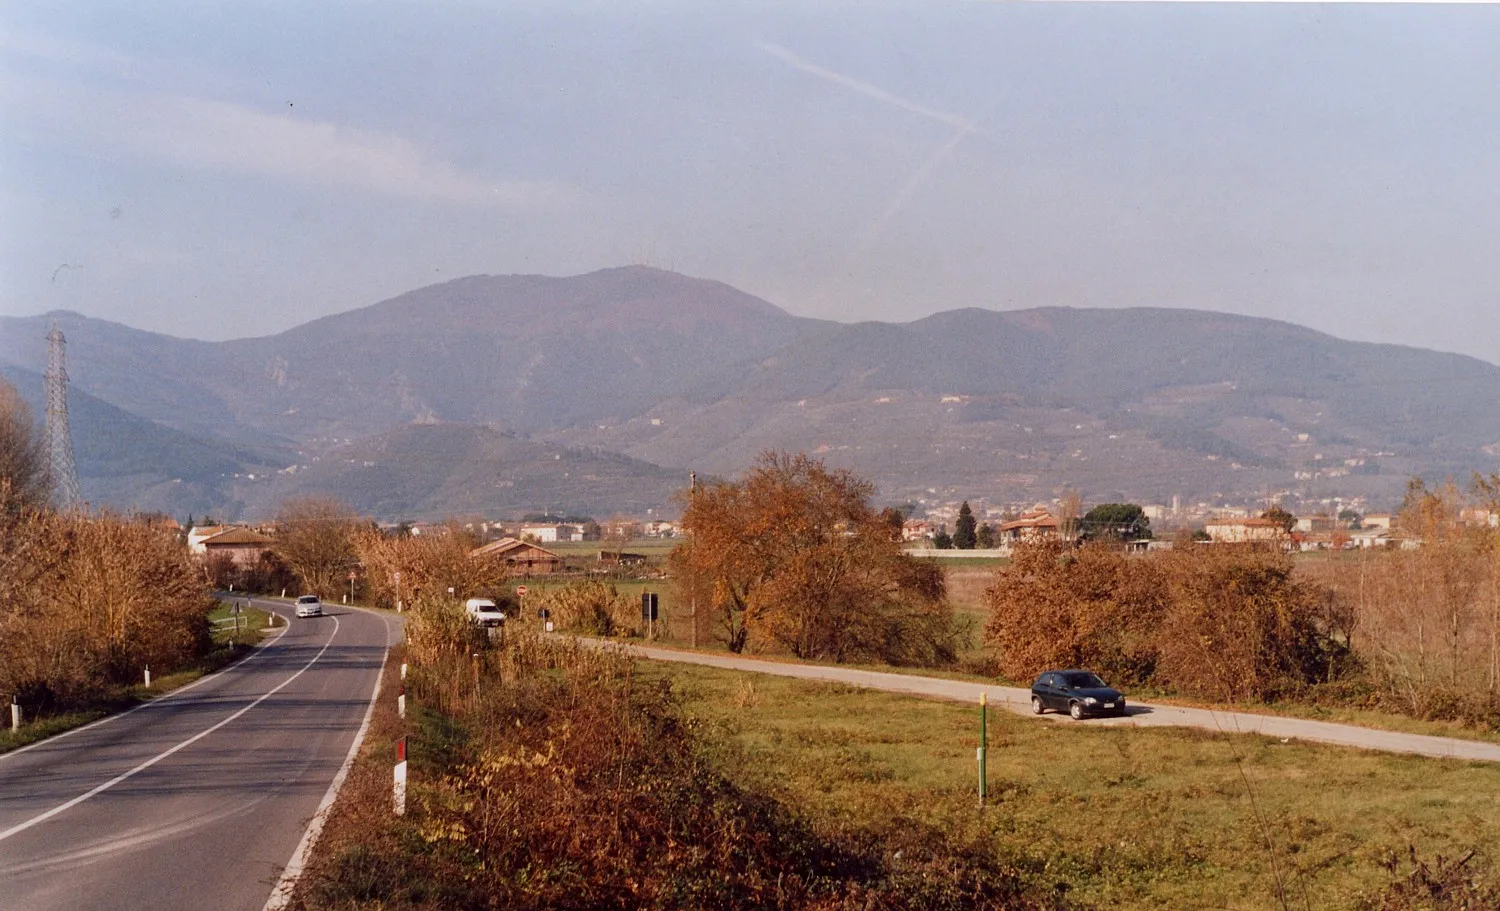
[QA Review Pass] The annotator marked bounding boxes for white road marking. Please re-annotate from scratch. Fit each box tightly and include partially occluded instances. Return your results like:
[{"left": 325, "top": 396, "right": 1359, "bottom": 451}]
[
  {"left": 262, "top": 608, "right": 395, "bottom": 911},
  {"left": 0, "top": 616, "right": 340, "bottom": 844},
  {"left": 0, "top": 604, "right": 291, "bottom": 764}
]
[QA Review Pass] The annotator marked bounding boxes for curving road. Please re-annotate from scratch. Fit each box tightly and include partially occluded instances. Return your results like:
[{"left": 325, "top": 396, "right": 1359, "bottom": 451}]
[
  {"left": 614, "top": 643, "right": 1500, "bottom": 764},
  {"left": 0, "top": 598, "right": 398, "bottom": 911}
]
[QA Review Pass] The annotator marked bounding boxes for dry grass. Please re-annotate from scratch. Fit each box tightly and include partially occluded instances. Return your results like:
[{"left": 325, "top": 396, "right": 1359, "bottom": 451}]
[
  {"left": 294, "top": 626, "right": 1079, "bottom": 910},
  {"left": 651, "top": 660, "right": 1500, "bottom": 911}
]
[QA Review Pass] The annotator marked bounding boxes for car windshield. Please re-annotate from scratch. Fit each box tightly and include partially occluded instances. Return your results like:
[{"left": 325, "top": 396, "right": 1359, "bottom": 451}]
[
  {"left": 298, "top": 596, "right": 317, "bottom": 603},
  {"left": 1063, "top": 673, "right": 1107, "bottom": 689}
]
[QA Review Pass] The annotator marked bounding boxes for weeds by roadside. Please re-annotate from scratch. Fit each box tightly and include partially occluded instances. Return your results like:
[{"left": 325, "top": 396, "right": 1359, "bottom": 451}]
[{"left": 295, "top": 616, "right": 1079, "bottom": 910}]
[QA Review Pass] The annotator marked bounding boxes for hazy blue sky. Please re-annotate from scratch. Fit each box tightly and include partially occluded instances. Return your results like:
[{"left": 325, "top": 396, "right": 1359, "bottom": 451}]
[{"left": 3, "top": 2, "right": 1498, "bottom": 363}]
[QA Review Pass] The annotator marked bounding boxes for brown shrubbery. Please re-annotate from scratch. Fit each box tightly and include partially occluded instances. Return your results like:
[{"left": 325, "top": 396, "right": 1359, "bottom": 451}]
[
  {"left": 985, "top": 540, "right": 1352, "bottom": 703},
  {"left": 0, "top": 508, "right": 214, "bottom": 712},
  {"left": 534, "top": 579, "right": 642, "bottom": 637},
  {"left": 300, "top": 607, "right": 1076, "bottom": 911},
  {"left": 672, "top": 452, "right": 960, "bottom": 666},
  {"left": 1298, "top": 479, "right": 1500, "bottom": 727},
  {"left": 0, "top": 379, "right": 214, "bottom": 715},
  {"left": 353, "top": 521, "right": 510, "bottom": 609}
]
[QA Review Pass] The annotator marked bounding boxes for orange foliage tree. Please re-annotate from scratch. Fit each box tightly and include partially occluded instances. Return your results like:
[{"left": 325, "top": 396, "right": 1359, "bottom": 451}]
[
  {"left": 671, "top": 452, "right": 956, "bottom": 664},
  {"left": 983, "top": 540, "right": 1167, "bottom": 685},
  {"left": 984, "top": 540, "right": 1349, "bottom": 702}
]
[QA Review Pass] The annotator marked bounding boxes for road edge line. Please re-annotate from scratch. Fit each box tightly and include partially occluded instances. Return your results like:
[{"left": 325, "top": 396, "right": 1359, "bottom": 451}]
[
  {"left": 0, "top": 615, "right": 340, "bottom": 843},
  {"left": 0, "top": 602, "right": 292, "bottom": 763},
  {"left": 263, "top": 610, "right": 395, "bottom": 911}
]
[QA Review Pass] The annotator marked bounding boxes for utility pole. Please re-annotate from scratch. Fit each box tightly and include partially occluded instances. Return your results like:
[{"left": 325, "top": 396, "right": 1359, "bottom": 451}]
[
  {"left": 689, "top": 471, "right": 698, "bottom": 649},
  {"left": 44, "top": 323, "right": 82, "bottom": 510}
]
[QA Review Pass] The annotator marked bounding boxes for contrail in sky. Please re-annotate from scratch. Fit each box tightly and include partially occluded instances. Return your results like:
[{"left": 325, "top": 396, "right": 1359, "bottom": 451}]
[
  {"left": 859, "top": 121, "right": 977, "bottom": 252},
  {"left": 757, "top": 40, "right": 985, "bottom": 251},
  {"left": 757, "top": 41, "right": 977, "bottom": 133}
]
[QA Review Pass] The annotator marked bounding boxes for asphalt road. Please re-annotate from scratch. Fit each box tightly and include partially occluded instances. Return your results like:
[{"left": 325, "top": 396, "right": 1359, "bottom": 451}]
[
  {"left": 616, "top": 643, "right": 1500, "bottom": 764},
  {"left": 0, "top": 597, "right": 397, "bottom": 911}
]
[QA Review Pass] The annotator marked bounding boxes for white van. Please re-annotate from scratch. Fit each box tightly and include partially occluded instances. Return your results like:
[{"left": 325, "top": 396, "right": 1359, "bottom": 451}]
[{"left": 464, "top": 598, "right": 506, "bottom": 628}]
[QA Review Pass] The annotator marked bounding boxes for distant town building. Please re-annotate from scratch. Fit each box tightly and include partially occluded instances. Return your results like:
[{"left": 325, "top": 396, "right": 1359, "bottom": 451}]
[
  {"left": 1294, "top": 515, "right": 1336, "bottom": 534},
  {"left": 198, "top": 527, "right": 275, "bottom": 569},
  {"left": 188, "top": 525, "right": 239, "bottom": 553},
  {"left": 998, "top": 509, "right": 1062, "bottom": 546},
  {"left": 470, "top": 537, "right": 564, "bottom": 575},
  {"left": 901, "top": 519, "right": 932, "bottom": 542},
  {"left": 1202, "top": 518, "right": 1288, "bottom": 544}
]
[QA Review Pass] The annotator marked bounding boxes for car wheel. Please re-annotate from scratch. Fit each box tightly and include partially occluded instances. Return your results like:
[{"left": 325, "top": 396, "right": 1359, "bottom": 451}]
[
  {"left": 1069, "top": 701, "right": 1084, "bottom": 720},
  {"left": 1031, "top": 695, "right": 1045, "bottom": 715}
]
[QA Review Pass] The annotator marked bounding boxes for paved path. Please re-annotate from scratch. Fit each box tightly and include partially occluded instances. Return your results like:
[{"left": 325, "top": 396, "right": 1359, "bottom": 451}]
[
  {"left": 0, "top": 598, "right": 398, "bottom": 911},
  {"left": 614, "top": 643, "right": 1500, "bottom": 764}
]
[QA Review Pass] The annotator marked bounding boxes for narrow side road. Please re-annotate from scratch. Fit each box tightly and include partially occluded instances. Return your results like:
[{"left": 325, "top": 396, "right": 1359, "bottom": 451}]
[
  {"left": 613, "top": 643, "right": 1500, "bottom": 764},
  {"left": 0, "top": 598, "right": 398, "bottom": 911}
]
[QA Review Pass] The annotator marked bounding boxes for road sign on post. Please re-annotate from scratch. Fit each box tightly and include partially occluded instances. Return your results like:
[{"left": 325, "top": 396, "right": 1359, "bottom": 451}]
[
  {"left": 641, "top": 592, "right": 659, "bottom": 639},
  {"left": 516, "top": 585, "right": 528, "bottom": 597}
]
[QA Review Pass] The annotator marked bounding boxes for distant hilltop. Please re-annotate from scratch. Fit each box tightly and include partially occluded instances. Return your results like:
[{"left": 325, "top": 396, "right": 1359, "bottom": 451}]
[{"left": 3, "top": 265, "right": 1498, "bottom": 519}]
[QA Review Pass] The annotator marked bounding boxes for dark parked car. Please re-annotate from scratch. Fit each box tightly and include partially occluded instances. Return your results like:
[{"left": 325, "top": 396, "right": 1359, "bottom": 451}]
[{"left": 1030, "top": 669, "right": 1125, "bottom": 720}]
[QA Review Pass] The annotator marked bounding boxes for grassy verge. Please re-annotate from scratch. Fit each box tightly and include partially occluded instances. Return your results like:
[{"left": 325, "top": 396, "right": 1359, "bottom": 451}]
[
  {"left": 611, "top": 636, "right": 1500, "bottom": 747},
  {"left": 648, "top": 660, "right": 1500, "bottom": 910},
  {"left": 0, "top": 602, "right": 284, "bottom": 754},
  {"left": 294, "top": 636, "right": 1080, "bottom": 910}
]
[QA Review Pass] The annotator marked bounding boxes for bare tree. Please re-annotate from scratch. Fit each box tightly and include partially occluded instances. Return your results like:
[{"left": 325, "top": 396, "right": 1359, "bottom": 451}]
[
  {"left": 0, "top": 379, "right": 51, "bottom": 515},
  {"left": 273, "top": 496, "right": 364, "bottom": 598},
  {"left": 354, "top": 520, "right": 509, "bottom": 608}
]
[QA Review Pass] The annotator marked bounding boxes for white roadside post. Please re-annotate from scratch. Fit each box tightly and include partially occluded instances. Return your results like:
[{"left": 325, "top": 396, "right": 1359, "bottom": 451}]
[
  {"left": 393, "top": 737, "right": 408, "bottom": 816},
  {"left": 144, "top": 666, "right": 152, "bottom": 688},
  {"left": 398, "top": 683, "right": 406, "bottom": 719},
  {"left": 401, "top": 662, "right": 408, "bottom": 681},
  {"left": 10, "top": 700, "right": 19, "bottom": 732}
]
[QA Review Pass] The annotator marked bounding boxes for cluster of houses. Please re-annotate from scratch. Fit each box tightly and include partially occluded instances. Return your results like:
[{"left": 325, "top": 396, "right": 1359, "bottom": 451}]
[
  {"left": 901, "top": 507, "right": 1063, "bottom": 547},
  {"left": 902, "top": 505, "right": 1424, "bottom": 553},
  {"left": 185, "top": 523, "right": 569, "bottom": 577},
  {"left": 402, "top": 517, "right": 678, "bottom": 543}
]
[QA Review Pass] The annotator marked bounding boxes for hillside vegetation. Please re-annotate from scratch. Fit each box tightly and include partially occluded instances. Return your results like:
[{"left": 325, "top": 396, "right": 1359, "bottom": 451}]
[{"left": 7, "top": 267, "right": 1500, "bottom": 516}]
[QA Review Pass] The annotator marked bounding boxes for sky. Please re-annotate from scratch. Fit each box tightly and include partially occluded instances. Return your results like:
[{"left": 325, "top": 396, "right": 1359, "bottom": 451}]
[{"left": 2, "top": 2, "right": 1498, "bottom": 364}]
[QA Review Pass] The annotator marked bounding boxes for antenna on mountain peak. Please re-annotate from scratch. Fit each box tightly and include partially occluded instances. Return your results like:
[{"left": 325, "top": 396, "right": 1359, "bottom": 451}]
[{"left": 45, "top": 321, "right": 83, "bottom": 510}]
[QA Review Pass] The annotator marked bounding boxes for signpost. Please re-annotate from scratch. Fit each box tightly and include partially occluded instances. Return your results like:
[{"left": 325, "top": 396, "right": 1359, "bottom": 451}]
[
  {"left": 641, "top": 592, "right": 659, "bottom": 640},
  {"left": 978, "top": 692, "right": 989, "bottom": 807}
]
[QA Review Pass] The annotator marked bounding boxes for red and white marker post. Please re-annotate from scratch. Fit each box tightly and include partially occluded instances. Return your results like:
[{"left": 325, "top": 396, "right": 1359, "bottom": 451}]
[{"left": 393, "top": 736, "right": 408, "bottom": 816}]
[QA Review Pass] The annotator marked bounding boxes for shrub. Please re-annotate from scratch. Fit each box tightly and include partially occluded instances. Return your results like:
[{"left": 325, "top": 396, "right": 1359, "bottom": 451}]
[
  {"left": 302, "top": 634, "right": 1078, "bottom": 911},
  {"left": 533, "top": 580, "right": 640, "bottom": 637},
  {"left": 0, "top": 511, "right": 214, "bottom": 712},
  {"left": 983, "top": 541, "right": 1349, "bottom": 702}
]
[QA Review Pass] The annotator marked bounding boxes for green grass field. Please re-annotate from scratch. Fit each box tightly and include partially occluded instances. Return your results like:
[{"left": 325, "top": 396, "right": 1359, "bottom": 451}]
[{"left": 645, "top": 661, "right": 1500, "bottom": 910}]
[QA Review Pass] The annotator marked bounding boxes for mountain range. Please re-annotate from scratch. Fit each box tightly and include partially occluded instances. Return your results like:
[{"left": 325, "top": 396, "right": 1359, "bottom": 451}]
[{"left": 4, "top": 266, "right": 1498, "bottom": 520}]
